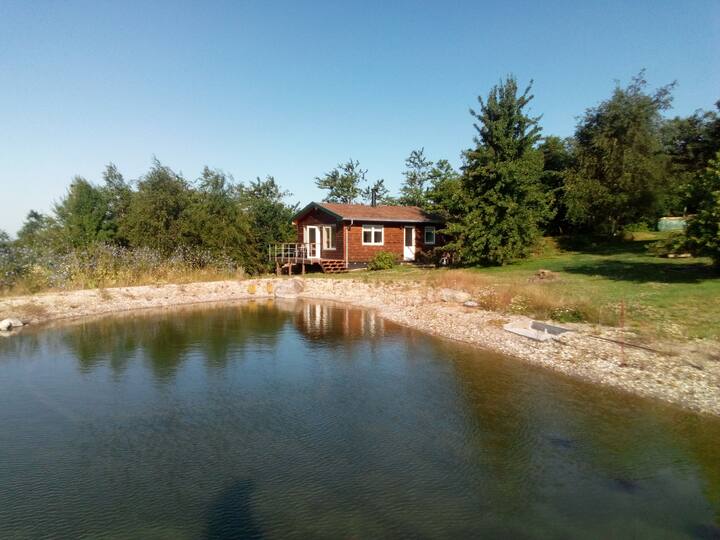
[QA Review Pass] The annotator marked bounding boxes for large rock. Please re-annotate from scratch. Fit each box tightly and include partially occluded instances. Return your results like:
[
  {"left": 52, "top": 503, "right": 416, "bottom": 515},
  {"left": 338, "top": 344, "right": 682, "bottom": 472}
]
[
  {"left": 439, "top": 288, "right": 471, "bottom": 303},
  {"left": 0, "top": 318, "right": 23, "bottom": 332},
  {"left": 274, "top": 278, "right": 305, "bottom": 298}
]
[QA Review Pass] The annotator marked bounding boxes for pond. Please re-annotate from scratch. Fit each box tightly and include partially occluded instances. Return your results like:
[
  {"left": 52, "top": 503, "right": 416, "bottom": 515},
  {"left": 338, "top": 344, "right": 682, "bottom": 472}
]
[{"left": 0, "top": 300, "right": 718, "bottom": 538}]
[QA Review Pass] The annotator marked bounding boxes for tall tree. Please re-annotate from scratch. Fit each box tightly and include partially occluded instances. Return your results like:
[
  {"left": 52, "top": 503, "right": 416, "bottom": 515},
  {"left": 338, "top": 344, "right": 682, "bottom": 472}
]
[
  {"left": 399, "top": 148, "right": 433, "bottom": 206},
  {"left": 101, "top": 163, "right": 132, "bottom": 244},
  {"left": 426, "top": 159, "right": 463, "bottom": 220},
  {"left": 454, "top": 76, "right": 551, "bottom": 265},
  {"left": 54, "top": 176, "right": 113, "bottom": 247},
  {"left": 182, "top": 167, "right": 257, "bottom": 267},
  {"left": 315, "top": 159, "right": 367, "bottom": 203},
  {"left": 237, "top": 175, "right": 297, "bottom": 248},
  {"left": 538, "top": 135, "right": 575, "bottom": 234},
  {"left": 661, "top": 103, "right": 720, "bottom": 215},
  {"left": 121, "top": 159, "right": 191, "bottom": 254},
  {"left": 686, "top": 151, "right": 720, "bottom": 266},
  {"left": 564, "top": 72, "right": 675, "bottom": 234},
  {"left": 361, "top": 178, "right": 394, "bottom": 205}
]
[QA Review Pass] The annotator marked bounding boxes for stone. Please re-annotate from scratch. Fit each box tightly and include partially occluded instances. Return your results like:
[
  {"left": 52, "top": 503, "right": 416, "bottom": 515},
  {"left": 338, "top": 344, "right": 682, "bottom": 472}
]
[
  {"left": 463, "top": 300, "right": 479, "bottom": 308},
  {"left": 0, "top": 318, "right": 23, "bottom": 332},
  {"left": 274, "top": 278, "right": 305, "bottom": 298},
  {"left": 439, "top": 288, "right": 471, "bottom": 303}
]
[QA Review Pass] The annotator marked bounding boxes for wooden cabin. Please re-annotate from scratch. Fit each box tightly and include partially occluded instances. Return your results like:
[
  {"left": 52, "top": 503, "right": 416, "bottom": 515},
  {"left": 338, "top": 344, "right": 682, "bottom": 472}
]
[{"left": 269, "top": 202, "right": 444, "bottom": 273}]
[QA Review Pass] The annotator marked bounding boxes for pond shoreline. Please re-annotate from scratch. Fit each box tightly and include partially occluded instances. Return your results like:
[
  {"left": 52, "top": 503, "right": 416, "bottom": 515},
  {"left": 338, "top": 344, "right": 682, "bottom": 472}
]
[{"left": 1, "top": 277, "right": 719, "bottom": 416}]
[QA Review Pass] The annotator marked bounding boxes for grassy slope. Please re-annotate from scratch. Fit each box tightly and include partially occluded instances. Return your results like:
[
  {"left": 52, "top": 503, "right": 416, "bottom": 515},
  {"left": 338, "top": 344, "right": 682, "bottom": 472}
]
[{"left": 323, "top": 234, "right": 720, "bottom": 340}]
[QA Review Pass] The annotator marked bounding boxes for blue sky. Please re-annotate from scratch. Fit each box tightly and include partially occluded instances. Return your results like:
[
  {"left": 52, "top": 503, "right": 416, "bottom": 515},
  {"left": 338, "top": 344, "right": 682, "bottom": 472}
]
[{"left": 1, "top": 0, "right": 718, "bottom": 235}]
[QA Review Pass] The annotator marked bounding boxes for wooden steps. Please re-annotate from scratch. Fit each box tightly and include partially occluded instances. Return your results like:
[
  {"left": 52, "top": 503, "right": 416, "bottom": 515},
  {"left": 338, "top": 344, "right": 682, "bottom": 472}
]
[{"left": 319, "top": 260, "right": 348, "bottom": 273}]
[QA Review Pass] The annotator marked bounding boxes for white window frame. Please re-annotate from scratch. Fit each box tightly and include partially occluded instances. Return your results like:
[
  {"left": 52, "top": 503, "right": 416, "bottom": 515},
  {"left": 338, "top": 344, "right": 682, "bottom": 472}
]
[
  {"left": 362, "top": 224, "right": 384, "bottom": 246},
  {"left": 322, "top": 225, "right": 336, "bottom": 250},
  {"left": 424, "top": 226, "right": 436, "bottom": 245}
]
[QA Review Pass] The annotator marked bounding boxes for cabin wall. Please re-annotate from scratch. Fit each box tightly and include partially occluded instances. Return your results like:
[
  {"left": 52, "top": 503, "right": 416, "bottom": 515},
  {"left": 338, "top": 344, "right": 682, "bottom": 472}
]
[
  {"left": 345, "top": 221, "right": 439, "bottom": 262},
  {"left": 295, "top": 209, "right": 443, "bottom": 263},
  {"left": 294, "top": 209, "right": 344, "bottom": 260}
]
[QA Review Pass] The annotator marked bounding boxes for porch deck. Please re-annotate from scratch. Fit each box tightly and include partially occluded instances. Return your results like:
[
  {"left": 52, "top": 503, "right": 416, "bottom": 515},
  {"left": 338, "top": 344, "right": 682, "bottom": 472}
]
[{"left": 268, "top": 243, "right": 347, "bottom": 274}]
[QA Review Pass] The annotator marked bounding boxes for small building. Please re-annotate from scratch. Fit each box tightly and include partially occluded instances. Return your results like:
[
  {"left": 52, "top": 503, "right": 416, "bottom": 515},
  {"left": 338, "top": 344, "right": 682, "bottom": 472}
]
[{"left": 269, "top": 202, "right": 444, "bottom": 273}]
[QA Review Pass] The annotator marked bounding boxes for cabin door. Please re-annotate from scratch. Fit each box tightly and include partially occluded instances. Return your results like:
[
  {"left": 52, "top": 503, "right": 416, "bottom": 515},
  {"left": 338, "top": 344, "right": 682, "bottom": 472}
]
[
  {"left": 403, "top": 226, "right": 415, "bottom": 261},
  {"left": 306, "top": 226, "right": 321, "bottom": 259}
]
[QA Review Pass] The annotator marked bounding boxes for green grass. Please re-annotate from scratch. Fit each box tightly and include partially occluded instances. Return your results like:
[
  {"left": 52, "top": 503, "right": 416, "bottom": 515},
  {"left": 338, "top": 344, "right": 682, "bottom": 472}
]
[{"left": 323, "top": 233, "right": 720, "bottom": 341}]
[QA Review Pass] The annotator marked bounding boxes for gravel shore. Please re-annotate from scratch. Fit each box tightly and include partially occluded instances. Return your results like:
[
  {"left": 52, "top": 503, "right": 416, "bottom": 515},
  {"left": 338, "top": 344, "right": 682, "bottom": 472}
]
[{"left": 1, "top": 277, "right": 718, "bottom": 416}]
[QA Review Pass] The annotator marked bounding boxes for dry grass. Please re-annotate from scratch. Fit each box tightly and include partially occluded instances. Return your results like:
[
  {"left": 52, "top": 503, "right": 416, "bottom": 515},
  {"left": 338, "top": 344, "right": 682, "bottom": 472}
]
[
  {"left": 7, "top": 301, "right": 49, "bottom": 320},
  {"left": 426, "top": 269, "right": 618, "bottom": 325}
]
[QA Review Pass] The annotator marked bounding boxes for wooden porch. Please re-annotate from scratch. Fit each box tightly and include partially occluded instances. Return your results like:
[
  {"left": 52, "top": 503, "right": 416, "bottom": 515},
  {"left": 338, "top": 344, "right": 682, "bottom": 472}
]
[{"left": 268, "top": 243, "right": 347, "bottom": 274}]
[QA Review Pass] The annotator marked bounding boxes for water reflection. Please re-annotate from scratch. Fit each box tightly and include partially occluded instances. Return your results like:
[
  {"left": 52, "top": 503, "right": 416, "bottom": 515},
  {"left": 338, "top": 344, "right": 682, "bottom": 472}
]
[{"left": 0, "top": 300, "right": 718, "bottom": 538}]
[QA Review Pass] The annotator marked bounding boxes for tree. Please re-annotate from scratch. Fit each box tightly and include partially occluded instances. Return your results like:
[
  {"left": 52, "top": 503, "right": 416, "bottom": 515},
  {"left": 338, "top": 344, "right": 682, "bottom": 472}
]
[
  {"left": 181, "top": 167, "right": 258, "bottom": 267},
  {"left": 121, "top": 159, "right": 191, "bottom": 254},
  {"left": 685, "top": 152, "right": 720, "bottom": 266},
  {"left": 361, "top": 178, "right": 395, "bottom": 205},
  {"left": 538, "top": 136, "right": 575, "bottom": 234},
  {"left": 426, "top": 159, "right": 463, "bottom": 220},
  {"left": 399, "top": 148, "right": 433, "bottom": 206},
  {"left": 315, "top": 159, "right": 367, "bottom": 203},
  {"left": 661, "top": 103, "right": 720, "bottom": 215},
  {"left": 237, "top": 175, "right": 297, "bottom": 248},
  {"left": 564, "top": 72, "right": 676, "bottom": 234},
  {"left": 16, "top": 210, "right": 59, "bottom": 249},
  {"left": 54, "top": 176, "right": 113, "bottom": 247},
  {"left": 454, "top": 76, "right": 551, "bottom": 265},
  {"left": 101, "top": 163, "right": 132, "bottom": 244}
]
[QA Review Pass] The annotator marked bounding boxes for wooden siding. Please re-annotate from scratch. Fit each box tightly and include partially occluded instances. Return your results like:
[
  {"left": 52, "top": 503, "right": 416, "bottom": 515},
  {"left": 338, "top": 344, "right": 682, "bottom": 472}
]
[
  {"left": 295, "top": 211, "right": 442, "bottom": 263},
  {"left": 294, "top": 208, "right": 344, "bottom": 260}
]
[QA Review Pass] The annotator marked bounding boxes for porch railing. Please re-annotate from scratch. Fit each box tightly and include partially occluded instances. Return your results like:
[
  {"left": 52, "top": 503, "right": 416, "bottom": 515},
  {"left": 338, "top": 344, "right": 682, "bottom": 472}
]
[{"left": 268, "top": 243, "right": 319, "bottom": 263}]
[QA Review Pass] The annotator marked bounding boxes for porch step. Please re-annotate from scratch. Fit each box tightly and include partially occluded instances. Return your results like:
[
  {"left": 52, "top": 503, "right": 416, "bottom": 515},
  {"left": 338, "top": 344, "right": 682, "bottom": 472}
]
[{"left": 319, "top": 260, "right": 348, "bottom": 273}]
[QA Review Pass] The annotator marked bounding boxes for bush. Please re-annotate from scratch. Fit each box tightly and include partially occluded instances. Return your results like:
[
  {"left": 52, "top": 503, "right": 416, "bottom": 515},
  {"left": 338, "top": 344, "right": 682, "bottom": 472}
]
[
  {"left": 649, "top": 232, "right": 690, "bottom": 257},
  {"left": 367, "top": 251, "right": 398, "bottom": 271}
]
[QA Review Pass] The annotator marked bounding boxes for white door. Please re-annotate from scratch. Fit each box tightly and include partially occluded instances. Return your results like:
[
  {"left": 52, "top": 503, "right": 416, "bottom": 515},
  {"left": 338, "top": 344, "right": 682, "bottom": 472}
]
[
  {"left": 403, "top": 226, "right": 415, "bottom": 261},
  {"left": 306, "top": 226, "right": 321, "bottom": 259}
]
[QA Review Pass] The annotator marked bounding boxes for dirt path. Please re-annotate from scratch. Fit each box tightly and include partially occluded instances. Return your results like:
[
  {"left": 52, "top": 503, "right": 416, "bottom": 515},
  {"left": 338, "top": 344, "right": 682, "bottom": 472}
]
[{"left": 1, "top": 277, "right": 719, "bottom": 416}]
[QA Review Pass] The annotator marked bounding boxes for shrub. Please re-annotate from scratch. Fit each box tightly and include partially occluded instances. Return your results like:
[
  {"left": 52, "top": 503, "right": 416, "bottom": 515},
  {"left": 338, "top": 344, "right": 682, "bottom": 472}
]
[
  {"left": 649, "top": 232, "right": 690, "bottom": 257},
  {"left": 367, "top": 251, "right": 398, "bottom": 271}
]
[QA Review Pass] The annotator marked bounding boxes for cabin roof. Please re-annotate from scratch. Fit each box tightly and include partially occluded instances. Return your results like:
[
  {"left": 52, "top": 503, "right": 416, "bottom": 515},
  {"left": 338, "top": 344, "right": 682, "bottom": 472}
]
[{"left": 292, "top": 202, "right": 444, "bottom": 224}]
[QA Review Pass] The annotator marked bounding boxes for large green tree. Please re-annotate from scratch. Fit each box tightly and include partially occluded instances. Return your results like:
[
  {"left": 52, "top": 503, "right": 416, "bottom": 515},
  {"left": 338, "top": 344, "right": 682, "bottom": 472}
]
[
  {"left": 54, "top": 176, "right": 114, "bottom": 247},
  {"left": 564, "top": 72, "right": 675, "bottom": 234},
  {"left": 661, "top": 103, "right": 720, "bottom": 215},
  {"left": 686, "top": 151, "right": 720, "bottom": 266},
  {"left": 399, "top": 148, "right": 433, "bottom": 206},
  {"left": 121, "top": 160, "right": 191, "bottom": 254},
  {"left": 180, "top": 167, "right": 257, "bottom": 266},
  {"left": 454, "top": 76, "right": 551, "bottom": 265},
  {"left": 237, "top": 175, "right": 297, "bottom": 249},
  {"left": 538, "top": 135, "right": 575, "bottom": 234},
  {"left": 315, "top": 159, "right": 367, "bottom": 203}
]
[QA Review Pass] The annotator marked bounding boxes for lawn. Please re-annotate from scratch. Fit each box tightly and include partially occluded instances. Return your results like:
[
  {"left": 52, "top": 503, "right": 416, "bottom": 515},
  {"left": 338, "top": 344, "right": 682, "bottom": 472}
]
[{"left": 327, "top": 234, "right": 720, "bottom": 341}]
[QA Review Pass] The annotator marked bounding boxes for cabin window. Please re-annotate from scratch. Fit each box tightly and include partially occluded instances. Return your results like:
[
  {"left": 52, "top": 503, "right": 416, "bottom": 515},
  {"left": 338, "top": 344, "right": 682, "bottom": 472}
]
[
  {"left": 362, "top": 224, "right": 384, "bottom": 245},
  {"left": 322, "top": 225, "right": 336, "bottom": 250},
  {"left": 424, "top": 226, "right": 436, "bottom": 245}
]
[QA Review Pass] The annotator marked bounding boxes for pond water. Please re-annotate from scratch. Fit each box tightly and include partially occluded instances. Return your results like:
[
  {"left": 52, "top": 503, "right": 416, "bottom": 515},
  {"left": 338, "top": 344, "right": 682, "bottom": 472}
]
[{"left": 0, "top": 301, "right": 718, "bottom": 539}]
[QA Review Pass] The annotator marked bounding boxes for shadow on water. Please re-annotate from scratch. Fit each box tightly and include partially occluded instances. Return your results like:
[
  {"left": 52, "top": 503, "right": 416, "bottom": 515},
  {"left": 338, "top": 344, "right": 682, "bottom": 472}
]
[{"left": 205, "top": 480, "right": 263, "bottom": 540}]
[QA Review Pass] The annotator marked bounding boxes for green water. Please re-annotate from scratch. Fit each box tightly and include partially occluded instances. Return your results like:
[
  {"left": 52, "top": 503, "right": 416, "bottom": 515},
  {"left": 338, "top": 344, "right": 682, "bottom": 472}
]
[{"left": 0, "top": 300, "right": 718, "bottom": 539}]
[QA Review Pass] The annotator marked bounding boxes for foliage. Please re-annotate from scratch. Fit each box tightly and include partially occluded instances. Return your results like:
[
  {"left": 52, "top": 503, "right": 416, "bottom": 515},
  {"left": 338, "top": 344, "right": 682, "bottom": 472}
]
[
  {"left": 121, "top": 159, "right": 192, "bottom": 254},
  {"left": 648, "top": 232, "right": 690, "bottom": 257},
  {"left": 367, "top": 251, "right": 398, "bottom": 271},
  {"left": 564, "top": 72, "right": 675, "bottom": 235},
  {"left": 360, "top": 178, "right": 395, "bottom": 205},
  {"left": 399, "top": 148, "right": 433, "bottom": 206},
  {"left": 315, "top": 159, "right": 367, "bottom": 203},
  {"left": 685, "top": 152, "right": 720, "bottom": 265},
  {"left": 452, "top": 76, "right": 552, "bottom": 265},
  {"left": 54, "top": 176, "right": 114, "bottom": 247},
  {"left": 538, "top": 136, "right": 575, "bottom": 234}
]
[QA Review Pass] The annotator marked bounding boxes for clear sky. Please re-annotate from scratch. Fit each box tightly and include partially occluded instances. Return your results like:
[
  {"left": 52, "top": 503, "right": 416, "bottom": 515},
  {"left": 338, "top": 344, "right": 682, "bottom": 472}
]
[{"left": 1, "top": 0, "right": 718, "bottom": 235}]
